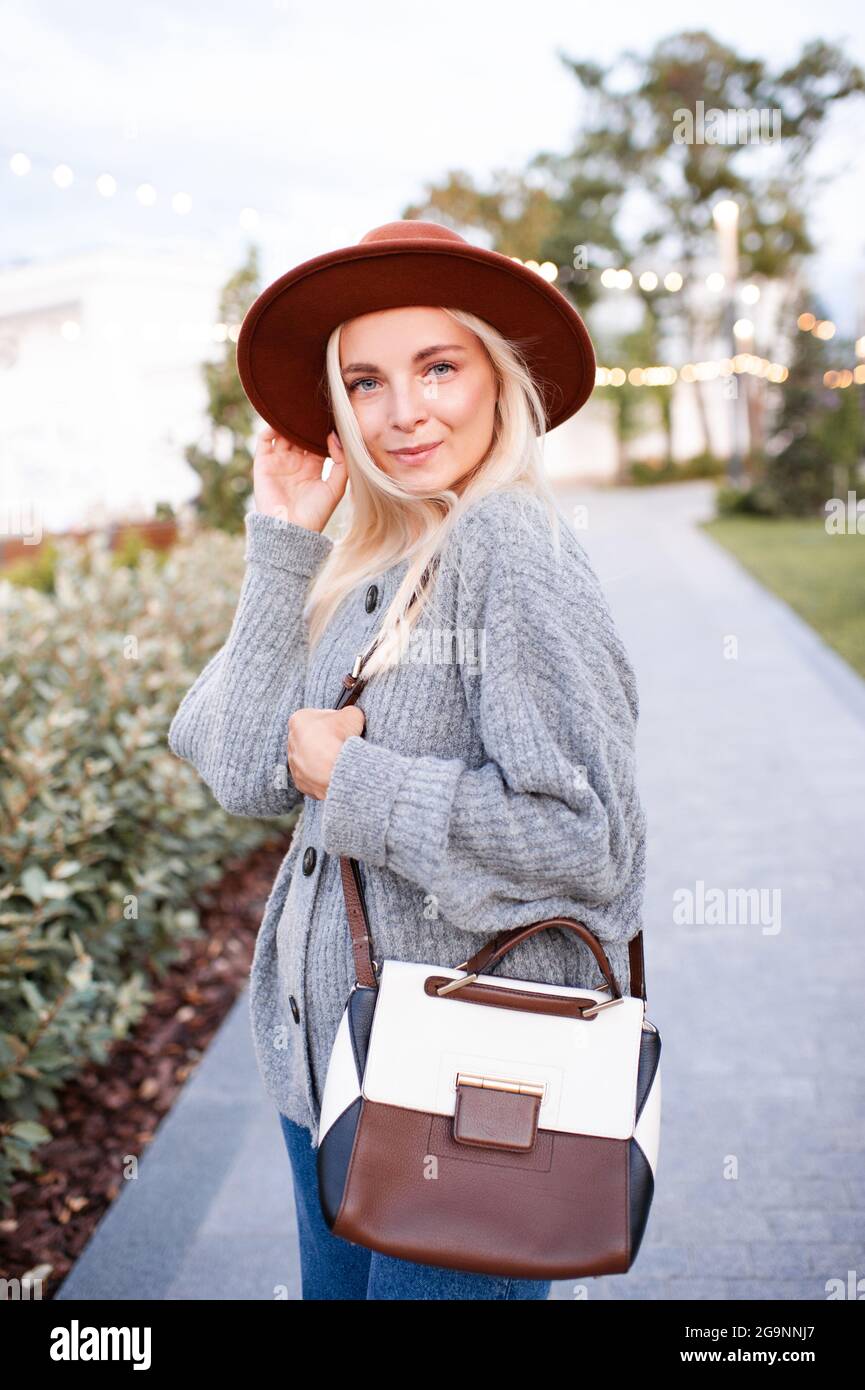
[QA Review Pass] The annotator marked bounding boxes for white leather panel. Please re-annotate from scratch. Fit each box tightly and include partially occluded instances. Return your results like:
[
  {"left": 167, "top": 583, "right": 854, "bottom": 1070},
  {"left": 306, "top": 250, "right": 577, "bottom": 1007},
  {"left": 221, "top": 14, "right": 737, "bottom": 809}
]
[
  {"left": 633, "top": 1057, "right": 661, "bottom": 1176},
  {"left": 362, "top": 961, "right": 646, "bottom": 1139},
  {"left": 317, "top": 1003, "right": 362, "bottom": 1144}
]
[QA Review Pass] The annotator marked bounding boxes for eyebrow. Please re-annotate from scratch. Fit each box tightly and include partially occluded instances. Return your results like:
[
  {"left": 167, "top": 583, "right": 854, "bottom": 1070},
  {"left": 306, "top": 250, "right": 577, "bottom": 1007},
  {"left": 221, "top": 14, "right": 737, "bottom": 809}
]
[{"left": 341, "top": 343, "right": 467, "bottom": 377}]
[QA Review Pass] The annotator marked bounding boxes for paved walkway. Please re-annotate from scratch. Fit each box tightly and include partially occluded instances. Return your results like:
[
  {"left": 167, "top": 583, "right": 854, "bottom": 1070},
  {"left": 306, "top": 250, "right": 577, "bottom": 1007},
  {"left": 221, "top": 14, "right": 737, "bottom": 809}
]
[{"left": 56, "top": 480, "right": 865, "bottom": 1301}]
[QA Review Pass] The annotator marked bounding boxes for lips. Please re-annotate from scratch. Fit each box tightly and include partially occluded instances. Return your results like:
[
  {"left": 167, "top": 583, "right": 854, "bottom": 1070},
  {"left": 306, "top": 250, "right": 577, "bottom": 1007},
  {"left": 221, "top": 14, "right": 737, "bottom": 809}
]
[{"left": 388, "top": 442, "right": 442, "bottom": 464}]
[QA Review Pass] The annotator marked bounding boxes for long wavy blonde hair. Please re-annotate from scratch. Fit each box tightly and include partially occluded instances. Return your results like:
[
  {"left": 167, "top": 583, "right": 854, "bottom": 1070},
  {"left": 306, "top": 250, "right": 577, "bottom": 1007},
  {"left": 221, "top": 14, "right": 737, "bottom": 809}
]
[{"left": 303, "top": 306, "right": 565, "bottom": 681}]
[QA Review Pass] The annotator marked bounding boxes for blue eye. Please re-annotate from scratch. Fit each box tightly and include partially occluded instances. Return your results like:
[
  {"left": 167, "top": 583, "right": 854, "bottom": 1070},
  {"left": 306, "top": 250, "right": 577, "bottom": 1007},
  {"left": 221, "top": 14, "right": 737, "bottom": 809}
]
[{"left": 347, "top": 361, "right": 456, "bottom": 394}]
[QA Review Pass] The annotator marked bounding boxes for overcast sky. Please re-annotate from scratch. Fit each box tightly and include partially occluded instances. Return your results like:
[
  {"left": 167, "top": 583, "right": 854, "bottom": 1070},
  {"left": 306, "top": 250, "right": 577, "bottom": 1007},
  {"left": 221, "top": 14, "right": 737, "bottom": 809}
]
[{"left": 2, "top": 0, "right": 864, "bottom": 332}]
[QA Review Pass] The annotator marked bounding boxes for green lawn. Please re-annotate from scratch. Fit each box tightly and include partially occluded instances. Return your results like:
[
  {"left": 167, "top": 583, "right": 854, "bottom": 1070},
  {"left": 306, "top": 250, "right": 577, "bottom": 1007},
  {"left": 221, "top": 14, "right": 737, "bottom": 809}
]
[{"left": 700, "top": 515, "right": 865, "bottom": 680}]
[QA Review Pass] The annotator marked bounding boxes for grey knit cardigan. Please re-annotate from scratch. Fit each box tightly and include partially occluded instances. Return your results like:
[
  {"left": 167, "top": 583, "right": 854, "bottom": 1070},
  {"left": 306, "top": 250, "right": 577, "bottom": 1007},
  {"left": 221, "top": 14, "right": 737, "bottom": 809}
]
[{"left": 167, "top": 487, "right": 647, "bottom": 1149}]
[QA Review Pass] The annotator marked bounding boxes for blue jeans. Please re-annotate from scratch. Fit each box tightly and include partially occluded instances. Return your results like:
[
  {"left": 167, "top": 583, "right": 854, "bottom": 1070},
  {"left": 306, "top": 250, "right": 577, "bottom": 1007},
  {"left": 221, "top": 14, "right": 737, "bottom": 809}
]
[{"left": 278, "top": 1112, "right": 552, "bottom": 1300}]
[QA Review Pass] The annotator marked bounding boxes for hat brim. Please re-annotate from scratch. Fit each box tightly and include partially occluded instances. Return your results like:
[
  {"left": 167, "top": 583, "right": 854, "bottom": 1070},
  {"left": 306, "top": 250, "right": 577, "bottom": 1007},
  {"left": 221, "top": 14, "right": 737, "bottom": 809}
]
[{"left": 236, "top": 236, "right": 596, "bottom": 455}]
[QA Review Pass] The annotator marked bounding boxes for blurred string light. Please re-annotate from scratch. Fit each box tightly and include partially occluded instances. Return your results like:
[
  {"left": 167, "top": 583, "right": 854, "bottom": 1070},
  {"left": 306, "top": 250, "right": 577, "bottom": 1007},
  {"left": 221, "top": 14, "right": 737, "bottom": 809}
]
[
  {"left": 824, "top": 367, "right": 865, "bottom": 388},
  {"left": 795, "top": 315, "right": 865, "bottom": 386},
  {"left": 508, "top": 257, "right": 560, "bottom": 282},
  {"left": 426, "top": 253, "right": 755, "bottom": 299},
  {"left": 796, "top": 313, "right": 836, "bottom": 339},
  {"left": 596, "top": 356, "right": 789, "bottom": 386},
  {"left": 5, "top": 145, "right": 262, "bottom": 231},
  {"left": 598, "top": 265, "right": 684, "bottom": 292},
  {"left": 39, "top": 318, "right": 245, "bottom": 344},
  {"left": 792, "top": 314, "right": 865, "bottom": 388},
  {"left": 592, "top": 263, "right": 766, "bottom": 299},
  {"left": 595, "top": 306, "right": 863, "bottom": 391},
  {"left": 599, "top": 267, "right": 634, "bottom": 289}
]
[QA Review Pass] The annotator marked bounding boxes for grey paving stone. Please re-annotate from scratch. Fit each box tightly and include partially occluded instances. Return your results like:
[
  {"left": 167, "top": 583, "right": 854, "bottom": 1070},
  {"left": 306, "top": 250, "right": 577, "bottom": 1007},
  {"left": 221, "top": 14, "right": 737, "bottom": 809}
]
[
  {"left": 715, "top": 1278, "right": 834, "bottom": 1300},
  {"left": 165, "top": 1234, "right": 302, "bottom": 1301},
  {"left": 748, "top": 1242, "right": 865, "bottom": 1281}
]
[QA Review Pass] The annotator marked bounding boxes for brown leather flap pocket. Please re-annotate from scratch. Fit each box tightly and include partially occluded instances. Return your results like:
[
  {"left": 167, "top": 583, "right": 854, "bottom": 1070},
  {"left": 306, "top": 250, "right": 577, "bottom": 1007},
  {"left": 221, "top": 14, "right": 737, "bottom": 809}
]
[{"left": 452, "top": 1081, "right": 541, "bottom": 1152}]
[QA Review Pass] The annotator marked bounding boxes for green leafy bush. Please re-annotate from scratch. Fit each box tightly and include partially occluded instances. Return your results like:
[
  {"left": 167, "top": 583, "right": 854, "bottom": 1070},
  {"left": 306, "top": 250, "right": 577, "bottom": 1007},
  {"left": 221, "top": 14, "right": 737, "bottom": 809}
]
[
  {"left": 3, "top": 542, "right": 61, "bottom": 594},
  {"left": 0, "top": 527, "right": 292, "bottom": 1205},
  {"left": 629, "top": 453, "right": 726, "bottom": 485},
  {"left": 715, "top": 482, "right": 779, "bottom": 516}
]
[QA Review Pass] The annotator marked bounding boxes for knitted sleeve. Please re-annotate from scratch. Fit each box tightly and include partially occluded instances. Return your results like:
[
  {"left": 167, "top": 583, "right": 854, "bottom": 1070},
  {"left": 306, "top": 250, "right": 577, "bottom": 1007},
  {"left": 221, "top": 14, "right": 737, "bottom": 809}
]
[
  {"left": 320, "top": 494, "right": 644, "bottom": 943},
  {"left": 167, "top": 510, "right": 333, "bottom": 817}
]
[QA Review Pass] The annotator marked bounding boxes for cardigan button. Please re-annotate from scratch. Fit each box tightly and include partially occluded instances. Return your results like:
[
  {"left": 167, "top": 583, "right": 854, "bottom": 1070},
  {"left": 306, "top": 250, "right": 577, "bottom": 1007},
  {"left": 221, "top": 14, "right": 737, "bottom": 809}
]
[
  {"left": 364, "top": 584, "right": 379, "bottom": 612},
  {"left": 302, "top": 846, "right": 316, "bottom": 875},
  {"left": 289, "top": 995, "right": 300, "bottom": 1023}
]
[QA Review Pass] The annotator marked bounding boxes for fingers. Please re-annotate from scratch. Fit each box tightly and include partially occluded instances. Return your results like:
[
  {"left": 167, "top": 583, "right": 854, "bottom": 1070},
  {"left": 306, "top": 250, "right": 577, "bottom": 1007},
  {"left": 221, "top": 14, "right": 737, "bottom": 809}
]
[
  {"left": 257, "top": 427, "right": 289, "bottom": 457},
  {"left": 254, "top": 422, "right": 345, "bottom": 472},
  {"left": 257, "top": 426, "right": 327, "bottom": 463},
  {"left": 337, "top": 704, "right": 365, "bottom": 734}
]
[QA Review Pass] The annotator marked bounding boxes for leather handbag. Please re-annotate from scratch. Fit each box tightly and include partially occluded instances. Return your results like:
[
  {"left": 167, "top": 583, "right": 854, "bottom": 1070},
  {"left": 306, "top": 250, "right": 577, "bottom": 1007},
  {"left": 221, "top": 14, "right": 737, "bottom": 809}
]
[{"left": 315, "top": 626, "right": 662, "bottom": 1280}]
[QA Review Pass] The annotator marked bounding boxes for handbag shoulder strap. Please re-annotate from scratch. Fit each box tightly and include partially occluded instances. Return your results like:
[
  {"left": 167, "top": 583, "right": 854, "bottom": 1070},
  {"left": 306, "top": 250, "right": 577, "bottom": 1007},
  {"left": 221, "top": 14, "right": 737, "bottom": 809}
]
[{"left": 331, "top": 587, "right": 648, "bottom": 1003}]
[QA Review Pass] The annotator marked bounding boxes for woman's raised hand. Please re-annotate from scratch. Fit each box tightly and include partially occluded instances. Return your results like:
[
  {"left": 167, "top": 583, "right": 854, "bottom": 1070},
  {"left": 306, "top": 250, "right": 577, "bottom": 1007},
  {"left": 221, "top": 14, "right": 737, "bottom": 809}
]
[{"left": 252, "top": 427, "right": 349, "bottom": 533}]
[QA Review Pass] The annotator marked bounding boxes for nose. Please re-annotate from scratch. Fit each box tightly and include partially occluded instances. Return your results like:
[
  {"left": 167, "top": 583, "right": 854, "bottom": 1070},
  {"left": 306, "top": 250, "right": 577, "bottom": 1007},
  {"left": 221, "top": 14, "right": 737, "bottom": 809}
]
[{"left": 388, "top": 377, "right": 431, "bottom": 434}]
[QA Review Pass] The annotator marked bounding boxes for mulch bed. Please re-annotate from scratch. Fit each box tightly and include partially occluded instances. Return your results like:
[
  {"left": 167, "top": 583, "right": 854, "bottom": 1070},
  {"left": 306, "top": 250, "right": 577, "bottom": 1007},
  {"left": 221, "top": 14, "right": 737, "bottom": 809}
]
[{"left": 0, "top": 837, "right": 291, "bottom": 1299}]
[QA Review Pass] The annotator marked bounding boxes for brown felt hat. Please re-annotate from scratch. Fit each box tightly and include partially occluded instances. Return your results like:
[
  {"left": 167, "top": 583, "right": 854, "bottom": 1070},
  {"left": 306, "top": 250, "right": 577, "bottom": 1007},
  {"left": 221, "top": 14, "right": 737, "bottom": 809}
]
[{"left": 235, "top": 219, "right": 596, "bottom": 456}]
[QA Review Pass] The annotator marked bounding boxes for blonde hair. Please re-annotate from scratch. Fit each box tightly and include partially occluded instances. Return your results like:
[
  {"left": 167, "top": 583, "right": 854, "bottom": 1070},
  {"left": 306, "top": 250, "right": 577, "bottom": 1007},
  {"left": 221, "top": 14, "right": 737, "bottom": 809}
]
[{"left": 303, "top": 306, "right": 564, "bottom": 681}]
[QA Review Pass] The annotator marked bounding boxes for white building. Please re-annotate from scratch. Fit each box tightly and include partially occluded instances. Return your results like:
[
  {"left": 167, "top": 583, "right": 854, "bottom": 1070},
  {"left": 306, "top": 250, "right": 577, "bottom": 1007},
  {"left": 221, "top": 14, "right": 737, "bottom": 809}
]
[{"left": 0, "top": 240, "right": 231, "bottom": 535}]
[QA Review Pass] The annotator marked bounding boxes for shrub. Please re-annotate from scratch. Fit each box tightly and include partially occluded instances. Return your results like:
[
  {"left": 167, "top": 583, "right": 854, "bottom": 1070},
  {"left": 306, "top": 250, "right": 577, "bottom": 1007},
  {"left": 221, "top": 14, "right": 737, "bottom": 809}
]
[
  {"left": 3, "top": 542, "right": 60, "bottom": 594},
  {"left": 715, "top": 482, "right": 779, "bottom": 516},
  {"left": 0, "top": 526, "right": 293, "bottom": 1205},
  {"left": 629, "top": 453, "right": 726, "bottom": 485}
]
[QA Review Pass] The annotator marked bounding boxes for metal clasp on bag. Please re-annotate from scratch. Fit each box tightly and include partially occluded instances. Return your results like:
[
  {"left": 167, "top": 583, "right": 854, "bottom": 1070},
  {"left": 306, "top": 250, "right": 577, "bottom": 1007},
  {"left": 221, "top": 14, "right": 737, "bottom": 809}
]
[
  {"left": 581, "top": 995, "right": 625, "bottom": 1017},
  {"left": 436, "top": 964, "right": 477, "bottom": 996},
  {"left": 577, "top": 975, "right": 626, "bottom": 1017},
  {"left": 456, "top": 1071, "right": 546, "bottom": 1099},
  {"left": 349, "top": 959, "right": 381, "bottom": 994}
]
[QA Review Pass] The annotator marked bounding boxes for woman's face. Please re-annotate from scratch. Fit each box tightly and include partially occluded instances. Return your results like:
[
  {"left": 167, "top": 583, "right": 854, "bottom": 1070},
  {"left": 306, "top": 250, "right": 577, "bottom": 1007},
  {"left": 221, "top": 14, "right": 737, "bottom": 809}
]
[{"left": 338, "top": 306, "right": 497, "bottom": 494}]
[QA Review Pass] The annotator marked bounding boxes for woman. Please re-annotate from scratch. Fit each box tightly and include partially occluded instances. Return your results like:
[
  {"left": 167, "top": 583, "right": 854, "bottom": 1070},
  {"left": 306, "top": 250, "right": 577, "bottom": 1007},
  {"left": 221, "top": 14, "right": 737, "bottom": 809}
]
[{"left": 168, "top": 221, "right": 647, "bottom": 1300}]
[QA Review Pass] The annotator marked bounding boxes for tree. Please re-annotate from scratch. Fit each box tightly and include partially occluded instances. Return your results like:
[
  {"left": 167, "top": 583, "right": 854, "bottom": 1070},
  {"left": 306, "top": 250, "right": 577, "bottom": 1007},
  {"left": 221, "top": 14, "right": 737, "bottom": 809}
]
[
  {"left": 184, "top": 245, "right": 261, "bottom": 533},
  {"left": 556, "top": 32, "right": 862, "bottom": 457},
  {"left": 595, "top": 319, "right": 674, "bottom": 478},
  {"left": 760, "top": 311, "right": 864, "bottom": 515}
]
